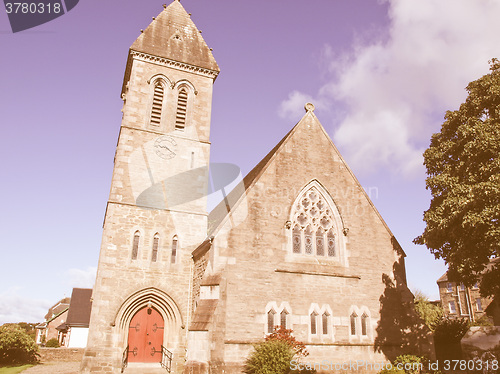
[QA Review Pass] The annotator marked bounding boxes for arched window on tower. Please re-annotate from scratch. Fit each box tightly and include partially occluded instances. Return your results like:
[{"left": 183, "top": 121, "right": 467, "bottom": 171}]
[
  {"left": 175, "top": 88, "right": 188, "bottom": 130},
  {"left": 150, "top": 81, "right": 164, "bottom": 126},
  {"left": 132, "top": 231, "right": 140, "bottom": 260},
  {"left": 171, "top": 235, "right": 178, "bottom": 264},
  {"left": 267, "top": 309, "right": 276, "bottom": 334},
  {"left": 151, "top": 233, "right": 159, "bottom": 262}
]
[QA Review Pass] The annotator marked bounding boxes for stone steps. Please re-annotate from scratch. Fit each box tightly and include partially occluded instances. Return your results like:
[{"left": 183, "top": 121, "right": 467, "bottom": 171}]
[{"left": 123, "top": 362, "right": 168, "bottom": 374}]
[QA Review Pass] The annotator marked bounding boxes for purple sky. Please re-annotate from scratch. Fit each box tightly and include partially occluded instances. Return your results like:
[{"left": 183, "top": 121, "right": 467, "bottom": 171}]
[{"left": 1, "top": 0, "right": 499, "bottom": 324}]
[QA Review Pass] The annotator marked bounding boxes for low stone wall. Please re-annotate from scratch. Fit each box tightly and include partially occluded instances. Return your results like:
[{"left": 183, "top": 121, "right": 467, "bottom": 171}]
[
  {"left": 39, "top": 347, "right": 84, "bottom": 362},
  {"left": 461, "top": 326, "right": 500, "bottom": 363}
]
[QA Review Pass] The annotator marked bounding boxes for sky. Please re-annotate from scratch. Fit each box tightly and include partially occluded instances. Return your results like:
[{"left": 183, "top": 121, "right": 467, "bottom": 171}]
[{"left": 1, "top": 0, "right": 499, "bottom": 324}]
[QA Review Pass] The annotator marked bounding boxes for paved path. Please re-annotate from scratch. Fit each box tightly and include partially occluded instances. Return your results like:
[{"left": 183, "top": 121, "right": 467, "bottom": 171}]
[{"left": 22, "top": 362, "right": 80, "bottom": 373}]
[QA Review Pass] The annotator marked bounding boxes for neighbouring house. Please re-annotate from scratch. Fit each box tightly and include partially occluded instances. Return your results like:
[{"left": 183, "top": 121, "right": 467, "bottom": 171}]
[
  {"left": 437, "top": 258, "right": 500, "bottom": 324},
  {"left": 57, "top": 288, "right": 93, "bottom": 348},
  {"left": 35, "top": 297, "right": 70, "bottom": 345}
]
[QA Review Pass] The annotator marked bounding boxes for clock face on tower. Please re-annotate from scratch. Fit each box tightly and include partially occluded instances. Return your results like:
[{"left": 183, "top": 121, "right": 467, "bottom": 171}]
[{"left": 154, "top": 136, "right": 177, "bottom": 159}]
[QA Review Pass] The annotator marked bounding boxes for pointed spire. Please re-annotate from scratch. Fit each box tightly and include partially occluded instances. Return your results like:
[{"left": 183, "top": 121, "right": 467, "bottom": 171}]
[{"left": 130, "top": 1, "right": 219, "bottom": 72}]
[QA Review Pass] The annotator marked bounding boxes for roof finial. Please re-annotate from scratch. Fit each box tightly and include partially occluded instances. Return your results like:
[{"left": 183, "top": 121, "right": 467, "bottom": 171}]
[
  {"left": 163, "top": 4, "right": 166, "bottom": 9},
  {"left": 305, "top": 102, "right": 315, "bottom": 112}
]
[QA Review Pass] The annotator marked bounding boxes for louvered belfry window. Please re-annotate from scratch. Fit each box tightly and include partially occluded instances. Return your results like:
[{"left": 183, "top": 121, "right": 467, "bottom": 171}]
[
  {"left": 175, "top": 88, "right": 188, "bottom": 129},
  {"left": 150, "top": 82, "right": 164, "bottom": 126}
]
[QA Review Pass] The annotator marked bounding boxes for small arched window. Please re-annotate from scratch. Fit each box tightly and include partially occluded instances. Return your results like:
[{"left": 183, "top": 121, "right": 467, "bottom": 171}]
[
  {"left": 322, "top": 312, "right": 329, "bottom": 335},
  {"left": 151, "top": 233, "right": 159, "bottom": 262},
  {"left": 171, "top": 235, "right": 178, "bottom": 264},
  {"left": 350, "top": 313, "right": 357, "bottom": 336},
  {"left": 150, "top": 81, "right": 164, "bottom": 126},
  {"left": 267, "top": 309, "right": 276, "bottom": 334},
  {"left": 132, "top": 231, "right": 140, "bottom": 260},
  {"left": 361, "top": 313, "right": 368, "bottom": 336},
  {"left": 175, "top": 88, "right": 188, "bottom": 130},
  {"left": 280, "top": 310, "right": 288, "bottom": 329},
  {"left": 310, "top": 312, "right": 318, "bottom": 335}
]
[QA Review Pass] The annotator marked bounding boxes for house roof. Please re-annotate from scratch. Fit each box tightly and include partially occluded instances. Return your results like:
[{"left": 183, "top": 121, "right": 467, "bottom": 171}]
[
  {"left": 437, "top": 257, "right": 500, "bottom": 284},
  {"left": 44, "top": 297, "right": 71, "bottom": 321},
  {"left": 66, "top": 288, "right": 93, "bottom": 328}
]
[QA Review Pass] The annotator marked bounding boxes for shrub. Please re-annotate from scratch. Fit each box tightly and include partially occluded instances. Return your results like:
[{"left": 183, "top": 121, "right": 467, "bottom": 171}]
[
  {"left": 244, "top": 339, "right": 294, "bottom": 374},
  {"left": 265, "top": 327, "right": 308, "bottom": 358},
  {"left": 45, "top": 338, "right": 59, "bottom": 348},
  {"left": 0, "top": 325, "right": 39, "bottom": 365}
]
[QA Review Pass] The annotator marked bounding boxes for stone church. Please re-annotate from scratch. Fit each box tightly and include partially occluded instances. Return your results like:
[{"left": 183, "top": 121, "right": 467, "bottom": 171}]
[{"left": 81, "top": 1, "right": 432, "bottom": 373}]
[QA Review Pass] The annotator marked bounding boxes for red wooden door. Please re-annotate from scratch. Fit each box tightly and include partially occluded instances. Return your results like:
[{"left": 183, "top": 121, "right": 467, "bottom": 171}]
[{"left": 128, "top": 307, "right": 164, "bottom": 362}]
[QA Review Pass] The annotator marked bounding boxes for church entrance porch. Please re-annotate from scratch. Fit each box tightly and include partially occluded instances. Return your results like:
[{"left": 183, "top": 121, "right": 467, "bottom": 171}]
[{"left": 128, "top": 307, "right": 164, "bottom": 363}]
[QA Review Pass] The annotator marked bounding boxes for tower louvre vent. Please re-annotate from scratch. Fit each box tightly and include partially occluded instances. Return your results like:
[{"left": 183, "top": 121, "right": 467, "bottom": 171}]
[
  {"left": 175, "top": 88, "right": 188, "bottom": 129},
  {"left": 150, "top": 82, "right": 164, "bottom": 126}
]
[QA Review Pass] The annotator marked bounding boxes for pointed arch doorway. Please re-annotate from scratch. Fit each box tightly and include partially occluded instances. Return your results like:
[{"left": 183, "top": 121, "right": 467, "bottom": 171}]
[{"left": 128, "top": 306, "right": 164, "bottom": 363}]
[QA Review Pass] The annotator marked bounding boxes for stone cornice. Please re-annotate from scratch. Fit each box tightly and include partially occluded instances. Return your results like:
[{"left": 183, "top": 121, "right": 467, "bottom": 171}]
[{"left": 131, "top": 50, "right": 219, "bottom": 80}]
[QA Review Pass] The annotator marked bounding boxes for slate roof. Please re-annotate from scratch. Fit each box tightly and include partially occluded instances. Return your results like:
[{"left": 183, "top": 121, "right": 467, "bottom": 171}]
[
  {"left": 189, "top": 299, "right": 218, "bottom": 331},
  {"left": 130, "top": 0, "right": 219, "bottom": 72},
  {"left": 44, "top": 297, "right": 71, "bottom": 321},
  {"left": 65, "top": 288, "right": 93, "bottom": 328}
]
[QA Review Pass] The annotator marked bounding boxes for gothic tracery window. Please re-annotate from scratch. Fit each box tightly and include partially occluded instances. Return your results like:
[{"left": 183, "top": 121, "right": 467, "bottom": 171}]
[{"left": 290, "top": 185, "right": 339, "bottom": 258}]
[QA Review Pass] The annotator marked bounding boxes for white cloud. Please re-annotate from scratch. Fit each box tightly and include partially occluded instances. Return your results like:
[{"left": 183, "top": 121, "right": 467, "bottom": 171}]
[
  {"left": 280, "top": 0, "right": 500, "bottom": 176},
  {"left": 0, "top": 288, "right": 51, "bottom": 324},
  {"left": 65, "top": 266, "right": 96, "bottom": 289}
]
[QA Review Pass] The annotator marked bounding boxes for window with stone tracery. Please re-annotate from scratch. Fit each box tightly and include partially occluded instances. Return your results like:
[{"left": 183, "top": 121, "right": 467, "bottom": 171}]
[{"left": 290, "top": 185, "right": 339, "bottom": 258}]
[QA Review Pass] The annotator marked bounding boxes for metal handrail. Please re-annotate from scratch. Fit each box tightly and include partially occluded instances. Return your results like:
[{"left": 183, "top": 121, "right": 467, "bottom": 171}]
[
  {"left": 160, "top": 345, "right": 172, "bottom": 372},
  {"left": 121, "top": 345, "right": 129, "bottom": 373}
]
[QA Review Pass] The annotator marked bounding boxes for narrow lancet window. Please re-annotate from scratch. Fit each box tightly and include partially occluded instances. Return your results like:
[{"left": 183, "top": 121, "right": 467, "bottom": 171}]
[
  {"left": 171, "top": 235, "right": 178, "bottom": 264},
  {"left": 350, "top": 313, "right": 357, "bottom": 335},
  {"left": 267, "top": 309, "right": 276, "bottom": 333},
  {"left": 310, "top": 312, "right": 318, "bottom": 334},
  {"left": 151, "top": 233, "right": 159, "bottom": 262},
  {"left": 150, "top": 81, "right": 164, "bottom": 126},
  {"left": 132, "top": 231, "right": 140, "bottom": 260},
  {"left": 280, "top": 310, "right": 288, "bottom": 329},
  {"left": 361, "top": 313, "right": 368, "bottom": 336},
  {"left": 322, "top": 312, "right": 329, "bottom": 335},
  {"left": 175, "top": 88, "right": 188, "bottom": 130}
]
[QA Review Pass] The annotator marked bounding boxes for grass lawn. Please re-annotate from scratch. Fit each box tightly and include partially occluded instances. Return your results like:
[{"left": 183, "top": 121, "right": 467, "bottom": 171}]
[{"left": 0, "top": 365, "right": 34, "bottom": 374}]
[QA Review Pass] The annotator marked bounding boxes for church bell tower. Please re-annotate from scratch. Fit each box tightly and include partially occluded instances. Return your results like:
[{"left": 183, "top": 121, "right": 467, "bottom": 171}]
[{"left": 81, "top": 1, "right": 219, "bottom": 372}]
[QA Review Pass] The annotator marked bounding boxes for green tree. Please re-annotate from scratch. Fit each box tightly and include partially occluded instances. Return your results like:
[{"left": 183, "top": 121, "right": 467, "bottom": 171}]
[
  {"left": 413, "top": 291, "right": 443, "bottom": 331},
  {"left": 0, "top": 325, "right": 39, "bottom": 366},
  {"left": 414, "top": 59, "right": 500, "bottom": 298}
]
